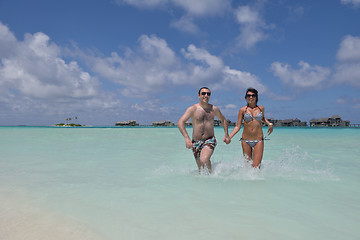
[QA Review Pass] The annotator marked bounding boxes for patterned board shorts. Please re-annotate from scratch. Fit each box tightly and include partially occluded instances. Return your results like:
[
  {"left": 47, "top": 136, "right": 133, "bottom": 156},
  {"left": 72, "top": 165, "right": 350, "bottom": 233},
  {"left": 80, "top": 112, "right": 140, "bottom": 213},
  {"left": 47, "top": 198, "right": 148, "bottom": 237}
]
[{"left": 192, "top": 136, "right": 217, "bottom": 161}]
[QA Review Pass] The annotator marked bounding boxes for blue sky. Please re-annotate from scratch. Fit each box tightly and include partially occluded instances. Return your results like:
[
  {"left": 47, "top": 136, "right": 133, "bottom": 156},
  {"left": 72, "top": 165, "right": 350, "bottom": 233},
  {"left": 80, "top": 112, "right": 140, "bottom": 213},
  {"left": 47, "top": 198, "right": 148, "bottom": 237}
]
[{"left": 0, "top": 0, "right": 360, "bottom": 126}]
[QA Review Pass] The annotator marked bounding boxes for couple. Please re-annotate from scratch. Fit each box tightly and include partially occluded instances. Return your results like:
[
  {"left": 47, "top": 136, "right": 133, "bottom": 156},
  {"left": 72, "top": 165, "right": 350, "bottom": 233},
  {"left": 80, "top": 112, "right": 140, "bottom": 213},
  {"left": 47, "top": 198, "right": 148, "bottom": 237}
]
[{"left": 178, "top": 87, "right": 273, "bottom": 173}]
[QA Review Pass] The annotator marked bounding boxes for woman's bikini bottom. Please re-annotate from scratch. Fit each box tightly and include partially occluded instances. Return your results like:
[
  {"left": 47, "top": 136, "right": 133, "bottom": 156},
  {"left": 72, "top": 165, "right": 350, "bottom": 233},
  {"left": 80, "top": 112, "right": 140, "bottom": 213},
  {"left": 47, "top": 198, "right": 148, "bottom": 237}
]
[{"left": 240, "top": 138, "right": 264, "bottom": 148}]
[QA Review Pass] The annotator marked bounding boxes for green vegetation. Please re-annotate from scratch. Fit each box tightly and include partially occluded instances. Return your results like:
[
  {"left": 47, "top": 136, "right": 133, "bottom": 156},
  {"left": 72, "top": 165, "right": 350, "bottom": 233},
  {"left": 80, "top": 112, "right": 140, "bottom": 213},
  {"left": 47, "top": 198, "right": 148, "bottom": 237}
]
[
  {"left": 55, "top": 123, "right": 83, "bottom": 127},
  {"left": 55, "top": 116, "right": 84, "bottom": 127}
]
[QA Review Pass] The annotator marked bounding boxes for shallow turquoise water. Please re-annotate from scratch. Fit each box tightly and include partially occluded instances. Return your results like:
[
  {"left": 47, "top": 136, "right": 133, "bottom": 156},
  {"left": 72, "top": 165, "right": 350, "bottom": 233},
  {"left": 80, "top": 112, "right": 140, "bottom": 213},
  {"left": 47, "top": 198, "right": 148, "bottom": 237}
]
[{"left": 0, "top": 126, "right": 359, "bottom": 240}]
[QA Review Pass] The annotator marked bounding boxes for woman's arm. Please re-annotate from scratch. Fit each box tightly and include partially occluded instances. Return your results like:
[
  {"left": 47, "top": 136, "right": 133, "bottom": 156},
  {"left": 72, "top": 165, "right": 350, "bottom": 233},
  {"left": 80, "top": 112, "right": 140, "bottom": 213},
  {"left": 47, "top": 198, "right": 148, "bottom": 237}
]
[
  {"left": 261, "top": 106, "right": 273, "bottom": 135},
  {"left": 229, "top": 108, "right": 243, "bottom": 139}
]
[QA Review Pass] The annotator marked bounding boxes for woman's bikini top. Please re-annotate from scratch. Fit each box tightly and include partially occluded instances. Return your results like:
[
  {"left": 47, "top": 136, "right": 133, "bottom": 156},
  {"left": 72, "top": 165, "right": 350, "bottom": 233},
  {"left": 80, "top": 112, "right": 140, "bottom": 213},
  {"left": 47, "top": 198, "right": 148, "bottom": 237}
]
[{"left": 243, "top": 106, "right": 263, "bottom": 122}]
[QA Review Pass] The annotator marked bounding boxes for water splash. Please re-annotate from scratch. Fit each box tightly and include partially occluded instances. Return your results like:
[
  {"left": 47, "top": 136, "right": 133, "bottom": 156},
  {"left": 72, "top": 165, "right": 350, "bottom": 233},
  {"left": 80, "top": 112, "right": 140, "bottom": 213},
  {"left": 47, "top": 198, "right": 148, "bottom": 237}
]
[{"left": 153, "top": 145, "right": 339, "bottom": 182}]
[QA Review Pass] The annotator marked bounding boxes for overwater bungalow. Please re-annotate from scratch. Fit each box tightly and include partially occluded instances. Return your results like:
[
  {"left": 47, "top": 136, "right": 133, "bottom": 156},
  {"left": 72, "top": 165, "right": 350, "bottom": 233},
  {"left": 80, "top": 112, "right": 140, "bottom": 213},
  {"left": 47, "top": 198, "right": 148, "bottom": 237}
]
[
  {"left": 152, "top": 120, "right": 175, "bottom": 127},
  {"left": 268, "top": 118, "right": 307, "bottom": 127},
  {"left": 115, "top": 120, "right": 139, "bottom": 126},
  {"left": 309, "top": 115, "right": 350, "bottom": 127}
]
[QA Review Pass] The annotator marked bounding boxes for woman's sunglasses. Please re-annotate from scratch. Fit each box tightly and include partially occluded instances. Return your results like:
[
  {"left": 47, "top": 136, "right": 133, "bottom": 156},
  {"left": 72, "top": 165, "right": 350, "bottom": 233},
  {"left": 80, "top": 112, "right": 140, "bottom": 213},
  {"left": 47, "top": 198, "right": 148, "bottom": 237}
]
[{"left": 246, "top": 94, "right": 256, "bottom": 98}]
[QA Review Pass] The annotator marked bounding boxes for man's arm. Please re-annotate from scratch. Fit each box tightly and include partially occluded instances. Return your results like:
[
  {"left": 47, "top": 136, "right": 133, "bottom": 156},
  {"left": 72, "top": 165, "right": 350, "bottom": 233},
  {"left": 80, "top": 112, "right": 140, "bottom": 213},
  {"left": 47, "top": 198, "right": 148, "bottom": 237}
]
[
  {"left": 214, "top": 106, "right": 231, "bottom": 144},
  {"left": 178, "top": 105, "right": 195, "bottom": 149}
]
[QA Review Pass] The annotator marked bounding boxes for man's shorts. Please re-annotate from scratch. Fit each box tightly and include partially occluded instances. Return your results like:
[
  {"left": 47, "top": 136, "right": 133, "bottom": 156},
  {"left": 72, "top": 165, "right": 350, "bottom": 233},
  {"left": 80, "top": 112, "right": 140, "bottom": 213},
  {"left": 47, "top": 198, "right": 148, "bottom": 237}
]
[{"left": 192, "top": 136, "right": 217, "bottom": 161}]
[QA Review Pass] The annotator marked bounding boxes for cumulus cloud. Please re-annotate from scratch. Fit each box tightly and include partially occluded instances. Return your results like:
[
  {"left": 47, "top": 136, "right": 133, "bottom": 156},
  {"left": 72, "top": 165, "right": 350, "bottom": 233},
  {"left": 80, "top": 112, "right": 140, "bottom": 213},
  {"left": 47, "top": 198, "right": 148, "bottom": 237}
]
[
  {"left": 182, "top": 44, "right": 266, "bottom": 93},
  {"left": 0, "top": 23, "right": 99, "bottom": 99},
  {"left": 171, "top": 0, "right": 231, "bottom": 16},
  {"left": 90, "top": 34, "right": 187, "bottom": 97},
  {"left": 340, "top": 0, "right": 360, "bottom": 8},
  {"left": 88, "top": 34, "right": 267, "bottom": 97},
  {"left": 0, "top": 22, "right": 127, "bottom": 124},
  {"left": 333, "top": 35, "right": 360, "bottom": 87},
  {"left": 117, "top": 0, "right": 271, "bottom": 50},
  {"left": 170, "top": 15, "right": 199, "bottom": 34},
  {"left": 220, "top": 66, "right": 267, "bottom": 93},
  {"left": 181, "top": 44, "right": 224, "bottom": 83},
  {"left": 336, "top": 35, "right": 360, "bottom": 61},
  {"left": 116, "top": 0, "right": 231, "bottom": 34},
  {"left": 116, "top": 0, "right": 230, "bottom": 16},
  {"left": 270, "top": 61, "right": 331, "bottom": 89},
  {"left": 234, "top": 5, "right": 272, "bottom": 49}
]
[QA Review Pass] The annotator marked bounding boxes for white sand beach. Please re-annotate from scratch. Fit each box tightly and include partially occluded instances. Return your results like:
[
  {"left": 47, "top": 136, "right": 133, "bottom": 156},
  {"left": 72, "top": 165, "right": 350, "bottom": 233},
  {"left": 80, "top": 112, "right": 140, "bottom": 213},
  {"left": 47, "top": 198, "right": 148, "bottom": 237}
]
[{"left": 0, "top": 187, "right": 104, "bottom": 240}]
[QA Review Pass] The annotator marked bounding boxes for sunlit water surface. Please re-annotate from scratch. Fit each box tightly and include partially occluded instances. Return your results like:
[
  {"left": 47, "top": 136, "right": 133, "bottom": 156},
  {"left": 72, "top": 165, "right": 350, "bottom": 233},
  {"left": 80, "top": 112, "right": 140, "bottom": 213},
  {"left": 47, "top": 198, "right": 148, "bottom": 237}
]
[{"left": 0, "top": 127, "right": 359, "bottom": 240}]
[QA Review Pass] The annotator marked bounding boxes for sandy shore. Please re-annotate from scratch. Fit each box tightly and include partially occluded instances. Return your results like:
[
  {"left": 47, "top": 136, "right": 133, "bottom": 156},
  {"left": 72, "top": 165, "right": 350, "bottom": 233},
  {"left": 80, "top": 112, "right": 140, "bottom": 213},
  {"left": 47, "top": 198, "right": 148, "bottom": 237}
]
[{"left": 0, "top": 187, "right": 104, "bottom": 240}]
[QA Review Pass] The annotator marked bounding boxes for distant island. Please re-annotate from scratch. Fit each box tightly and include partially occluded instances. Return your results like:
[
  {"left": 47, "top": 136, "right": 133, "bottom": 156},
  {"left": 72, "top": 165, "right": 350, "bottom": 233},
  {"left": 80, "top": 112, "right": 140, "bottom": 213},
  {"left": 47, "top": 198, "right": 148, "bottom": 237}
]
[
  {"left": 55, "top": 117, "right": 85, "bottom": 127},
  {"left": 55, "top": 123, "right": 84, "bottom": 127}
]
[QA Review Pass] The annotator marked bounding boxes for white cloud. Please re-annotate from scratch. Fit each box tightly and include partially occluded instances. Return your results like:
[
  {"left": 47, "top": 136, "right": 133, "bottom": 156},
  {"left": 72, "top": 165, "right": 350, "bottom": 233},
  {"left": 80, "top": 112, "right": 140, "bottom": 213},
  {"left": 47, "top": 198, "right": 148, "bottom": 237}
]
[
  {"left": 87, "top": 34, "right": 271, "bottom": 98},
  {"left": 341, "top": 0, "right": 360, "bottom": 8},
  {"left": 220, "top": 66, "right": 267, "bottom": 93},
  {"left": 131, "top": 99, "right": 173, "bottom": 114},
  {"left": 0, "top": 23, "right": 17, "bottom": 57},
  {"left": 235, "top": 5, "right": 261, "bottom": 24},
  {"left": 333, "top": 35, "right": 360, "bottom": 87},
  {"left": 90, "top": 35, "right": 228, "bottom": 96},
  {"left": 234, "top": 5, "right": 272, "bottom": 49},
  {"left": 337, "top": 35, "right": 360, "bottom": 61},
  {"left": 116, "top": 0, "right": 230, "bottom": 16},
  {"left": 0, "top": 23, "right": 99, "bottom": 99},
  {"left": 225, "top": 104, "right": 237, "bottom": 109},
  {"left": 170, "top": 15, "right": 199, "bottom": 34},
  {"left": 171, "top": 0, "right": 231, "bottom": 16},
  {"left": 181, "top": 44, "right": 224, "bottom": 83},
  {"left": 333, "top": 62, "right": 360, "bottom": 87},
  {"left": 0, "top": 22, "right": 128, "bottom": 125},
  {"left": 116, "top": 0, "right": 231, "bottom": 34},
  {"left": 271, "top": 61, "right": 331, "bottom": 89},
  {"left": 114, "top": 0, "right": 168, "bottom": 9},
  {"left": 336, "top": 97, "right": 360, "bottom": 109},
  {"left": 90, "top": 34, "right": 186, "bottom": 97}
]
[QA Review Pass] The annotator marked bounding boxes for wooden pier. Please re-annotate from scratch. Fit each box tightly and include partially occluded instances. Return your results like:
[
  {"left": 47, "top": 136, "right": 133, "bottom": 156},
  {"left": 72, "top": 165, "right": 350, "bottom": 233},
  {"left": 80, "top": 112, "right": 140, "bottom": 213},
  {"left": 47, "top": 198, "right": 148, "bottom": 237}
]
[{"left": 349, "top": 124, "right": 360, "bottom": 128}]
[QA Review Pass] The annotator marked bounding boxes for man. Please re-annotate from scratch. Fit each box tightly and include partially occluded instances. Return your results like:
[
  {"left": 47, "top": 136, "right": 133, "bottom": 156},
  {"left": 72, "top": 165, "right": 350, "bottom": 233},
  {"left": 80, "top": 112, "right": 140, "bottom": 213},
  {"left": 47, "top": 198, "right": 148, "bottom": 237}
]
[{"left": 178, "top": 87, "right": 231, "bottom": 173}]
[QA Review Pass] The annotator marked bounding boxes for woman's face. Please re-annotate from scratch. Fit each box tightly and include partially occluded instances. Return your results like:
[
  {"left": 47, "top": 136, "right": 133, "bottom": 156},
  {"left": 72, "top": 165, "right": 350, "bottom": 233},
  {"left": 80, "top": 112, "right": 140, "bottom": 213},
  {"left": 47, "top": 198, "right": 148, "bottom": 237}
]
[{"left": 245, "top": 91, "right": 257, "bottom": 104}]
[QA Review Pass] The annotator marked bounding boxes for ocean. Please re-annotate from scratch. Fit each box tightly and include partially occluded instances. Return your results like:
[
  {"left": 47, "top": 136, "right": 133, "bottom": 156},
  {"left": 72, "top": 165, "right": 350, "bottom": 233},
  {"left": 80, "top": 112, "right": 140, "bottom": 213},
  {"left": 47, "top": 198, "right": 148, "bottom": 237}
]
[{"left": 0, "top": 126, "right": 359, "bottom": 240}]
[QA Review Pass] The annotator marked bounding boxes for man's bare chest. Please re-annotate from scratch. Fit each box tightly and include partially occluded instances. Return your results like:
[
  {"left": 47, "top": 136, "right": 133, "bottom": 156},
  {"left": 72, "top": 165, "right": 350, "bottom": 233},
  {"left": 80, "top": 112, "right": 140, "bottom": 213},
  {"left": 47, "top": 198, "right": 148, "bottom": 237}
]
[{"left": 193, "top": 108, "right": 214, "bottom": 122}]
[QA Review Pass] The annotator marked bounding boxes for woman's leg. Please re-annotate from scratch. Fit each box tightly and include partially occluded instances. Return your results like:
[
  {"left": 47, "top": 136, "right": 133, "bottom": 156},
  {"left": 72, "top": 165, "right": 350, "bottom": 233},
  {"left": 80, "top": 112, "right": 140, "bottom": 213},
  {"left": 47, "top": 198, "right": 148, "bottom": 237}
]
[
  {"left": 252, "top": 140, "right": 264, "bottom": 168},
  {"left": 241, "top": 139, "right": 253, "bottom": 162}
]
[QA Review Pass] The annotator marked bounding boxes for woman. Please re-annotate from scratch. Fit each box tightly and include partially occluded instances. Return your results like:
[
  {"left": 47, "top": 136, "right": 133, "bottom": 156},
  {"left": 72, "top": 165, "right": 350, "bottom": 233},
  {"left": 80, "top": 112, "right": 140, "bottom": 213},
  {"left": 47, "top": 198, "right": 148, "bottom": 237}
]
[{"left": 229, "top": 88, "right": 273, "bottom": 168}]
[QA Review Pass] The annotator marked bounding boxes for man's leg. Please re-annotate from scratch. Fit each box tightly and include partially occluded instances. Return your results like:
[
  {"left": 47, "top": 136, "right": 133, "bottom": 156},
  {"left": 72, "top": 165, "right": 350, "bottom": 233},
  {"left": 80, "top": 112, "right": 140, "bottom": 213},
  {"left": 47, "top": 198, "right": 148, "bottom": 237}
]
[{"left": 198, "top": 146, "right": 214, "bottom": 173}]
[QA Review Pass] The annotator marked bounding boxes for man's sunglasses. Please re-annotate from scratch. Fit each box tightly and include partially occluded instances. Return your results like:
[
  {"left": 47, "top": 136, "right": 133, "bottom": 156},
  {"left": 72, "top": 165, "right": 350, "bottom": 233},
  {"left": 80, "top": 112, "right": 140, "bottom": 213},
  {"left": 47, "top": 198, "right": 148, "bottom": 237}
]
[
  {"left": 246, "top": 94, "right": 256, "bottom": 98},
  {"left": 201, "top": 92, "right": 211, "bottom": 96}
]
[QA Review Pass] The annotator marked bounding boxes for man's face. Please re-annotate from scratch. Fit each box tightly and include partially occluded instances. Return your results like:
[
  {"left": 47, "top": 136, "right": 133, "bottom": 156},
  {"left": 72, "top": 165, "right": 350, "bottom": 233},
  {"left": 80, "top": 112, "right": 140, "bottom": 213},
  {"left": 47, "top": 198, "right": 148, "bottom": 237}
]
[{"left": 198, "top": 89, "right": 211, "bottom": 103}]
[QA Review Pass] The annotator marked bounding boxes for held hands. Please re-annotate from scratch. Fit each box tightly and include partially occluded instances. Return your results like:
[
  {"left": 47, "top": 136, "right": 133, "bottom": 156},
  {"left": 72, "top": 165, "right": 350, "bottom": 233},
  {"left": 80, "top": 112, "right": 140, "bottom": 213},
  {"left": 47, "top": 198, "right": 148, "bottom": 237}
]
[{"left": 223, "top": 136, "right": 231, "bottom": 144}]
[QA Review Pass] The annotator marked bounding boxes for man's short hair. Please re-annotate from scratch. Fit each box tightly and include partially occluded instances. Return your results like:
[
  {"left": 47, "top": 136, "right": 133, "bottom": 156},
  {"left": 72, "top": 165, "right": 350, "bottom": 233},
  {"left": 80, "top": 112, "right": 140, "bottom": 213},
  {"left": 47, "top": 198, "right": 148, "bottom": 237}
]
[{"left": 198, "top": 87, "right": 211, "bottom": 95}]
